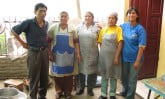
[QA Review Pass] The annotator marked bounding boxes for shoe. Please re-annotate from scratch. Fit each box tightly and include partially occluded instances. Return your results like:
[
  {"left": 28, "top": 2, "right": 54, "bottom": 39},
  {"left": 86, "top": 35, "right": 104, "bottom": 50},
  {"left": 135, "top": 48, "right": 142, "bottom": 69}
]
[
  {"left": 87, "top": 89, "right": 94, "bottom": 96},
  {"left": 99, "top": 95, "right": 107, "bottom": 99},
  {"left": 110, "top": 96, "right": 116, "bottom": 99},
  {"left": 119, "top": 92, "right": 126, "bottom": 97},
  {"left": 76, "top": 89, "right": 84, "bottom": 95}
]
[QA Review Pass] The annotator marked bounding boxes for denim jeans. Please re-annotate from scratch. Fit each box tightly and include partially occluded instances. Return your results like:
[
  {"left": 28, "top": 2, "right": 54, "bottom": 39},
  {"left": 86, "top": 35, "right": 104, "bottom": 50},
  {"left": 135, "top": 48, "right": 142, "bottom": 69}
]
[
  {"left": 101, "top": 77, "right": 117, "bottom": 97},
  {"left": 121, "top": 62, "right": 142, "bottom": 99}
]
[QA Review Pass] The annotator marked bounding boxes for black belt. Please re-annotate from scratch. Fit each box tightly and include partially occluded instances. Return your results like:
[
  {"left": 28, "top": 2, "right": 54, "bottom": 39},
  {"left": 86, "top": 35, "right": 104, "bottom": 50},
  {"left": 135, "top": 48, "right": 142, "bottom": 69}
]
[{"left": 29, "top": 46, "right": 47, "bottom": 52}]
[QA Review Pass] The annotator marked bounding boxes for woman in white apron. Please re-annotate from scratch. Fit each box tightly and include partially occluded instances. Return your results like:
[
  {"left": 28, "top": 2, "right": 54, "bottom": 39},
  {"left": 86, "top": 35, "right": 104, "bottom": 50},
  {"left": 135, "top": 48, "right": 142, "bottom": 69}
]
[
  {"left": 76, "top": 11, "right": 100, "bottom": 96},
  {"left": 98, "top": 12, "right": 123, "bottom": 99},
  {"left": 47, "top": 11, "right": 81, "bottom": 99}
]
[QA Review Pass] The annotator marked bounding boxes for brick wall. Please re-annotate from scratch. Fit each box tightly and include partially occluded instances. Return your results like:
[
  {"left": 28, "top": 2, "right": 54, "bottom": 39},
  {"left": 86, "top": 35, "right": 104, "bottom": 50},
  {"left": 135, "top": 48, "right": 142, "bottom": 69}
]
[{"left": 0, "top": 56, "right": 28, "bottom": 80}]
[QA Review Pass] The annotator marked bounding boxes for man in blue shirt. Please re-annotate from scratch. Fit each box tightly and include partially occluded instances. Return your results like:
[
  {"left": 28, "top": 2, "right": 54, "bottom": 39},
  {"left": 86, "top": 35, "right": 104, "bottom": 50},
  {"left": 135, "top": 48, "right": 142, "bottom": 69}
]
[{"left": 11, "top": 3, "right": 49, "bottom": 99}]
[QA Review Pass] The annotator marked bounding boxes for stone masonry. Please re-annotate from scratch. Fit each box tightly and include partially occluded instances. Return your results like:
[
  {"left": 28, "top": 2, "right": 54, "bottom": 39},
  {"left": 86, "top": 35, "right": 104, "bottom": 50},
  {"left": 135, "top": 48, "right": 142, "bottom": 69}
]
[{"left": 0, "top": 56, "right": 28, "bottom": 80}]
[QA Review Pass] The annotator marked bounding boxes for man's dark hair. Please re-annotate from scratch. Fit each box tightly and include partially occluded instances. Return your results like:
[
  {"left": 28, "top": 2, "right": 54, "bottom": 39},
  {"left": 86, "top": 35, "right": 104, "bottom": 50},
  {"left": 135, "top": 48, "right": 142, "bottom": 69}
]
[{"left": 34, "top": 3, "right": 47, "bottom": 11}]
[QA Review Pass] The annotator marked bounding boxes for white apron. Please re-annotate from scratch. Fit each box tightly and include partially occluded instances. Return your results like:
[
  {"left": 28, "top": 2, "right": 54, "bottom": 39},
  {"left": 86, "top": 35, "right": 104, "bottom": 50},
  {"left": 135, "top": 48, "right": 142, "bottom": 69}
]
[
  {"left": 77, "top": 24, "right": 99, "bottom": 74},
  {"left": 99, "top": 30, "right": 121, "bottom": 79}
]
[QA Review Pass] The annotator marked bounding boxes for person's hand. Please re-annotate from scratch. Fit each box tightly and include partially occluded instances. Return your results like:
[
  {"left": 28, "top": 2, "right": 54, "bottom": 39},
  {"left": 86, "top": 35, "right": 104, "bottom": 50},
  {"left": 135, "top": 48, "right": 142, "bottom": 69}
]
[
  {"left": 49, "top": 53, "right": 54, "bottom": 62},
  {"left": 114, "top": 57, "right": 119, "bottom": 65},
  {"left": 77, "top": 54, "right": 81, "bottom": 63},
  {"left": 22, "top": 42, "right": 28, "bottom": 49},
  {"left": 96, "top": 23, "right": 103, "bottom": 30},
  {"left": 134, "top": 61, "right": 141, "bottom": 70}
]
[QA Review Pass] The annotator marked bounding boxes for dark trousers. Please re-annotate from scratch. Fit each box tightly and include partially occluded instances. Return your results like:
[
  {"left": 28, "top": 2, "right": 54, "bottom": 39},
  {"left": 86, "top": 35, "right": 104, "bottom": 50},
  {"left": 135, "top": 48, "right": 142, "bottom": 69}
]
[
  {"left": 54, "top": 75, "right": 73, "bottom": 96},
  {"left": 76, "top": 73, "right": 97, "bottom": 91},
  {"left": 27, "top": 49, "right": 49, "bottom": 99}
]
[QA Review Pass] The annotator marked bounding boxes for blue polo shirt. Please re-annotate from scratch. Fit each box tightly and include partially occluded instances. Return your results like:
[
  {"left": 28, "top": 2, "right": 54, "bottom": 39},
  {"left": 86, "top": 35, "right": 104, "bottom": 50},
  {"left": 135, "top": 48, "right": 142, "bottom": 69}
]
[
  {"left": 12, "top": 17, "right": 48, "bottom": 47},
  {"left": 121, "top": 22, "right": 147, "bottom": 62}
]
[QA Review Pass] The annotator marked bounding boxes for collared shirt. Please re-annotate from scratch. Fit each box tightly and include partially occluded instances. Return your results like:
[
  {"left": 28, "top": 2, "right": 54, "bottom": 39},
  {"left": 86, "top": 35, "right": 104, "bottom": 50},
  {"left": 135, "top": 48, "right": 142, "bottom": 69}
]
[
  {"left": 12, "top": 17, "right": 49, "bottom": 47},
  {"left": 121, "top": 22, "right": 147, "bottom": 62}
]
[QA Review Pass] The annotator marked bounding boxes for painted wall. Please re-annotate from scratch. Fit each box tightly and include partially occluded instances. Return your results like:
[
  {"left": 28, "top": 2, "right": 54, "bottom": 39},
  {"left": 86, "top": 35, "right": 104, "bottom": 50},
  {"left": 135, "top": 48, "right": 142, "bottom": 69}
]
[
  {"left": 124, "top": 0, "right": 129, "bottom": 22},
  {"left": 157, "top": 1, "right": 165, "bottom": 77}
]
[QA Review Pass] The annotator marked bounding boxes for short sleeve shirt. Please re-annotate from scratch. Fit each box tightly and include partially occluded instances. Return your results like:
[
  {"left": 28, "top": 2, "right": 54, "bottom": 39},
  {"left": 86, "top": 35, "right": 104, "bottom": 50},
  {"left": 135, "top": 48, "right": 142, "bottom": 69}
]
[
  {"left": 97, "top": 26, "right": 123, "bottom": 43},
  {"left": 121, "top": 22, "right": 147, "bottom": 62},
  {"left": 12, "top": 17, "right": 49, "bottom": 47}
]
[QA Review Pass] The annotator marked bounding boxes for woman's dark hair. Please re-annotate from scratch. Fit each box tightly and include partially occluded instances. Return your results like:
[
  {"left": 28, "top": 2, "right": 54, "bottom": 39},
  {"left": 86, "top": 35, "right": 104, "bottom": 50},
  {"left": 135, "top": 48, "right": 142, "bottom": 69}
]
[
  {"left": 84, "top": 11, "right": 95, "bottom": 25},
  {"left": 126, "top": 7, "right": 140, "bottom": 22},
  {"left": 86, "top": 11, "right": 94, "bottom": 19},
  {"left": 34, "top": 3, "right": 47, "bottom": 12}
]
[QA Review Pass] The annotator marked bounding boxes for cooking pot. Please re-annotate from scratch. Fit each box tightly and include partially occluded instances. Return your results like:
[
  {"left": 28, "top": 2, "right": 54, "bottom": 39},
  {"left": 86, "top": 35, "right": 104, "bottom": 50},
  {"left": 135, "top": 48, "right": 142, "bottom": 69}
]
[{"left": 0, "top": 87, "right": 27, "bottom": 99}]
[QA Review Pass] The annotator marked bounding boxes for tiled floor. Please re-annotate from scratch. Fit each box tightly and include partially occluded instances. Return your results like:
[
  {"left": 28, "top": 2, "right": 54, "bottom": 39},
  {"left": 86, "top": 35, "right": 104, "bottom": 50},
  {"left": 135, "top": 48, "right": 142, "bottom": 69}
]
[{"left": 0, "top": 78, "right": 154, "bottom": 99}]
